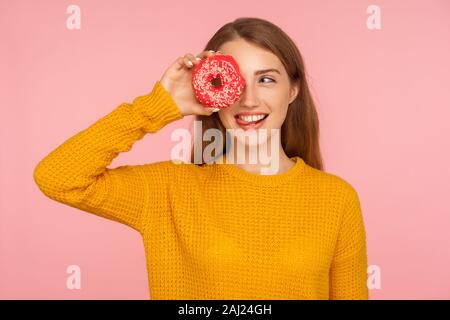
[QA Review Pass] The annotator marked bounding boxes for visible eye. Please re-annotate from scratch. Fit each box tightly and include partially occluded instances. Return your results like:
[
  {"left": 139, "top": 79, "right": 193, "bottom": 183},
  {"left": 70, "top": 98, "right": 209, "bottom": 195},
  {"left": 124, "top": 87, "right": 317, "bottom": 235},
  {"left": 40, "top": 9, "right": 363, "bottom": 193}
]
[{"left": 259, "top": 76, "right": 275, "bottom": 83}]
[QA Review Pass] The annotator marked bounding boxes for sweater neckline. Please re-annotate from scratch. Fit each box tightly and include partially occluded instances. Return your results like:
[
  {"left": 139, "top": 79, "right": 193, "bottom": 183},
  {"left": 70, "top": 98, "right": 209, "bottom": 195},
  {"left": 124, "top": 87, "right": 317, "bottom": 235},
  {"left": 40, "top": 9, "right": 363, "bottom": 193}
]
[{"left": 214, "top": 155, "right": 306, "bottom": 186}]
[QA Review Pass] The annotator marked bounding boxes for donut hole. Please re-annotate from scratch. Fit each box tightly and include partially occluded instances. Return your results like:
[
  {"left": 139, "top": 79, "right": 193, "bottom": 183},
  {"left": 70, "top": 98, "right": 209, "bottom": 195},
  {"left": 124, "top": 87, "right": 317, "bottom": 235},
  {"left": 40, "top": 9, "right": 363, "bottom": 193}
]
[{"left": 211, "top": 77, "right": 222, "bottom": 88}]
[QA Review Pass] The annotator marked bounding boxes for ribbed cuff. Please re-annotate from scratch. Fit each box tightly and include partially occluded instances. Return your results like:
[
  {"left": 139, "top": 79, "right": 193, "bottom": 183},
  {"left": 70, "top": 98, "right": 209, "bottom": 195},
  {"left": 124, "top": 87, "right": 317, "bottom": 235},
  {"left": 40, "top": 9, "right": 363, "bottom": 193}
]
[{"left": 134, "top": 81, "right": 184, "bottom": 132}]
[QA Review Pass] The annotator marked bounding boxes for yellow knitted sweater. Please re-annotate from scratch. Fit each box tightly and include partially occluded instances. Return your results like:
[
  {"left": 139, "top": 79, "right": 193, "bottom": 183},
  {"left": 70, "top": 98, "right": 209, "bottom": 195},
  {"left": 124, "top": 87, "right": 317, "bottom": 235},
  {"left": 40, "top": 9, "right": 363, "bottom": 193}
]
[{"left": 33, "top": 81, "right": 369, "bottom": 300}]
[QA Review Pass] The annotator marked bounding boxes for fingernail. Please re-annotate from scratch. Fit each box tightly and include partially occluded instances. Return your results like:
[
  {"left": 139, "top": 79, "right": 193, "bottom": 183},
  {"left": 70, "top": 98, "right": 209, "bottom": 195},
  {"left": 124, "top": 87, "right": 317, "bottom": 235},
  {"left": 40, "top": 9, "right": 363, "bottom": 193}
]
[
  {"left": 187, "top": 61, "right": 193, "bottom": 67},
  {"left": 195, "top": 57, "right": 201, "bottom": 61},
  {"left": 212, "top": 108, "right": 220, "bottom": 112}
]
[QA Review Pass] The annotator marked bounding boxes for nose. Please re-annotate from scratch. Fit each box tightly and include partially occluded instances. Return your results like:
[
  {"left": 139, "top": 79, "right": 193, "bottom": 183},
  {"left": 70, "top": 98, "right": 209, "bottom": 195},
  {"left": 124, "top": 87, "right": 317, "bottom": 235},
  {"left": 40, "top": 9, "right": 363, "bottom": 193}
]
[{"left": 238, "top": 82, "right": 259, "bottom": 109}]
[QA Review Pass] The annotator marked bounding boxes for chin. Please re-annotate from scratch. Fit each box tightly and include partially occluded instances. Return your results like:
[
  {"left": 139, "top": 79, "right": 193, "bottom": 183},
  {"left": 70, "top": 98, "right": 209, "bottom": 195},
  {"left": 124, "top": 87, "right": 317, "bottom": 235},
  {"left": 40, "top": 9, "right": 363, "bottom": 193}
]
[{"left": 230, "top": 128, "right": 271, "bottom": 148}]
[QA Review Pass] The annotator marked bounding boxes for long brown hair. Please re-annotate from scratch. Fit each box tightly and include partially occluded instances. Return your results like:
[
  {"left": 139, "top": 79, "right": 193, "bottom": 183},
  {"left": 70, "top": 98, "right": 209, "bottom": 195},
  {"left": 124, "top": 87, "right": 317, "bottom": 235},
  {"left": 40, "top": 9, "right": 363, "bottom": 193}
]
[{"left": 190, "top": 17, "right": 324, "bottom": 171}]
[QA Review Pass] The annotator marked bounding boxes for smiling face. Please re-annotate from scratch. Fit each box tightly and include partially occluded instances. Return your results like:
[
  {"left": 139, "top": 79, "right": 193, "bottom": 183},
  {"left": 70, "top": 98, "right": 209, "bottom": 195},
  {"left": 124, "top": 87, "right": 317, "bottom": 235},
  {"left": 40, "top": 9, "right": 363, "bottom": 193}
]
[{"left": 217, "top": 38, "right": 299, "bottom": 147}]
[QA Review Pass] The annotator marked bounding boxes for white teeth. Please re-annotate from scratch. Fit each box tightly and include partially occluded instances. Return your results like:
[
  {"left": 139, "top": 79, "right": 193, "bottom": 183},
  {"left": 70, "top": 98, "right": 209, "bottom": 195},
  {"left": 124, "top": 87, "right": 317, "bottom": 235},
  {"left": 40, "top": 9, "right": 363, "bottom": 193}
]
[{"left": 238, "top": 114, "right": 266, "bottom": 122}]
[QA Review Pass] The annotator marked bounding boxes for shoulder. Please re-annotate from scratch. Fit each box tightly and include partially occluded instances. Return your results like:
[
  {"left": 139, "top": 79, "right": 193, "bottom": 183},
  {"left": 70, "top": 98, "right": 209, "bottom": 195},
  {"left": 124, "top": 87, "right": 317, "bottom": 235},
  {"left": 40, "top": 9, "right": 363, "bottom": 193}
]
[
  {"left": 304, "top": 163, "right": 358, "bottom": 194},
  {"left": 303, "top": 167, "right": 366, "bottom": 243},
  {"left": 313, "top": 169, "right": 364, "bottom": 228},
  {"left": 131, "top": 159, "right": 213, "bottom": 182},
  {"left": 302, "top": 163, "right": 360, "bottom": 209}
]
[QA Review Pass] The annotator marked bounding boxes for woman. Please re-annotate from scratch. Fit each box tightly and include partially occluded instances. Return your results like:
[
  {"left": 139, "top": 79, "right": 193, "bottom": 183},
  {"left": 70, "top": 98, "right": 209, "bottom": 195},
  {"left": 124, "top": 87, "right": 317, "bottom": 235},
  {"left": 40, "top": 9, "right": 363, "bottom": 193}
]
[{"left": 34, "top": 17, "right": 369, "bottom": 300}]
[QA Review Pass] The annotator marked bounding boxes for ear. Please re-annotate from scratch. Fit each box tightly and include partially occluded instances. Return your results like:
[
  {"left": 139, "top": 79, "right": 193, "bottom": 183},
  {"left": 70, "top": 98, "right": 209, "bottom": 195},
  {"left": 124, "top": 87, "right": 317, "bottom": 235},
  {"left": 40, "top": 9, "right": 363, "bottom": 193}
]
[{"left": 289, "top": 80, "right": 300, "bottom": 105}]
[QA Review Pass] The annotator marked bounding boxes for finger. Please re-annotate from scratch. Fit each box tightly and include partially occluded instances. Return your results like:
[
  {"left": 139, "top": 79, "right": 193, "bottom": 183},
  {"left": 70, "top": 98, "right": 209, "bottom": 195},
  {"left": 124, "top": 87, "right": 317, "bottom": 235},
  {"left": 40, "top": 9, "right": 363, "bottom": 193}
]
[
  {"left": 209, "top": 50, "right": 223, "bottom": 56},
  {"left": 195, "top": 50, "right": 218, "bottom": 61},
  {"left": 185, "top": 53, "right": 201, "bottom": 67},
  {"left": 203, "top": 107, "right": 220, "bottom": 115},
  {"left": 183, "top": 55, "right": 195, "bottom": 69},
  {"left": 174, "top": 56, "right": 186, "bottom": 70}
]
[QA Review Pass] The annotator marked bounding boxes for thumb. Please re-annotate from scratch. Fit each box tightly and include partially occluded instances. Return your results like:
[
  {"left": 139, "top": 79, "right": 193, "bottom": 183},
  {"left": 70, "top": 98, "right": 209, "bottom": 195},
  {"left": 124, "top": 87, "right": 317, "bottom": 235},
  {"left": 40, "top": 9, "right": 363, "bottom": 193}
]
[{"left": 203, "top": 107, "right": 221, "bottom": 115}]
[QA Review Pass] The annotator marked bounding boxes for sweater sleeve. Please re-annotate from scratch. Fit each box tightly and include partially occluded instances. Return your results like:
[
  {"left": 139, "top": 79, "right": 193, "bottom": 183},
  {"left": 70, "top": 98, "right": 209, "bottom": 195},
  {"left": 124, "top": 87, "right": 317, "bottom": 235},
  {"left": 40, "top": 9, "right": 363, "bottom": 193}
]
[
  {"left": 329, "top": 186, "right": 369, "bottom": 300},
  {"left": 33, "top": 81, "right": 184, "bottom": 234}
]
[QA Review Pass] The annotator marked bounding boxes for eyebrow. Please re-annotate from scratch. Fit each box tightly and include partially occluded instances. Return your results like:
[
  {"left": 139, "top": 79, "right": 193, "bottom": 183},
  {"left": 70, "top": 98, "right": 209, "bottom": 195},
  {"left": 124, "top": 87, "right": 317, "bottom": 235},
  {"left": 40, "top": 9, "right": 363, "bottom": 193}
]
[{"left": 254, "top": 68, "right": 281, "bottom": 76}]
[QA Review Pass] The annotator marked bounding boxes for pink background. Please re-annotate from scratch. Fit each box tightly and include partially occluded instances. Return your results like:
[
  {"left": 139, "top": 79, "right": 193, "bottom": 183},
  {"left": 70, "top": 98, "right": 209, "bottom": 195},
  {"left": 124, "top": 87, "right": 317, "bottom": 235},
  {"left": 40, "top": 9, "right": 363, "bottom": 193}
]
[{"left": 1, "top": 0, "right": 450, "bottom": 299}]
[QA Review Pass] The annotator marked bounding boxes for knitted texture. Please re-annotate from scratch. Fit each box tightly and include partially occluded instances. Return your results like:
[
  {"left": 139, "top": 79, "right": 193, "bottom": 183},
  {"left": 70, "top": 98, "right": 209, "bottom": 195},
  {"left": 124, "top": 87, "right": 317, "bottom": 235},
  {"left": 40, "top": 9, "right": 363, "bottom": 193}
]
[{"left": 33, "top": 81, "right": 369, "bottom": 300}]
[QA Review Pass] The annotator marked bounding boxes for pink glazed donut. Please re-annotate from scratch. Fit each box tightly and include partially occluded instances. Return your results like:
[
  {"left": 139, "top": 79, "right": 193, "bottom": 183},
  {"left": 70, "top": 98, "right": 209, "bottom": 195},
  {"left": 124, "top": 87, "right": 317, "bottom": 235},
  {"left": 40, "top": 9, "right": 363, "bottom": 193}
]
[{"left": 191, "top": 54, "right": 246, "bottom": 109}]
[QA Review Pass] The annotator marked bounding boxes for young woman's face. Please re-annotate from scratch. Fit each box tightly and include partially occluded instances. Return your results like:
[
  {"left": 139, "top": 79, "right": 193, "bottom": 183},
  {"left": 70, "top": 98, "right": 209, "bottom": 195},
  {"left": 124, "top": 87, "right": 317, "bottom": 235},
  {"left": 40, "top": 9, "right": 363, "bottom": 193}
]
[{"left": 217, "top": 38, "right": 299, "bottom": 146}]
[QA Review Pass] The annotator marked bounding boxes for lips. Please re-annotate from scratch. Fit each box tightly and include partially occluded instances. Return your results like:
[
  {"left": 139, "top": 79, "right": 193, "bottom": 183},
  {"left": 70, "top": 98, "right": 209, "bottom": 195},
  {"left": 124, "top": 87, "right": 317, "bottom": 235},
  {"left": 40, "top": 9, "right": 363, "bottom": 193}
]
[{"left": 234, "top": 113, "right": 269, "bottom": 130}]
